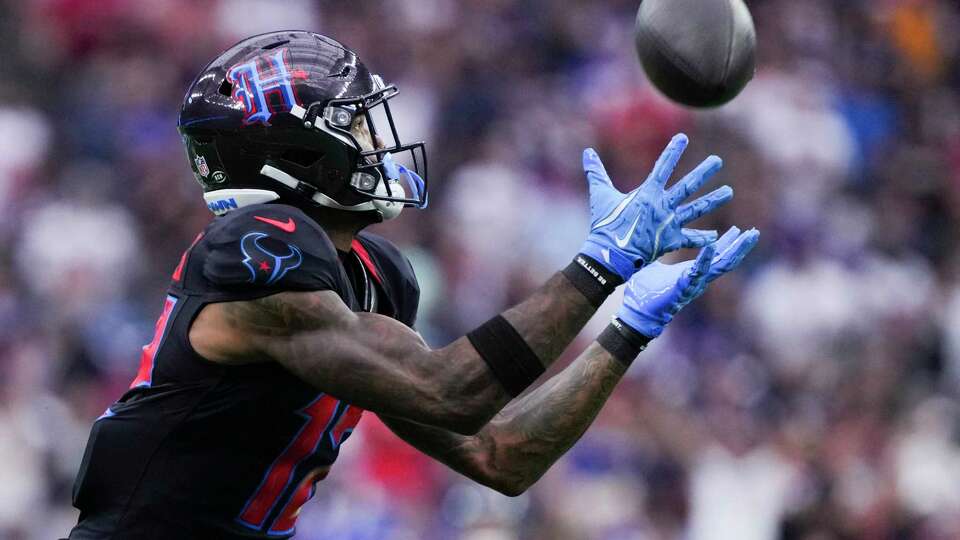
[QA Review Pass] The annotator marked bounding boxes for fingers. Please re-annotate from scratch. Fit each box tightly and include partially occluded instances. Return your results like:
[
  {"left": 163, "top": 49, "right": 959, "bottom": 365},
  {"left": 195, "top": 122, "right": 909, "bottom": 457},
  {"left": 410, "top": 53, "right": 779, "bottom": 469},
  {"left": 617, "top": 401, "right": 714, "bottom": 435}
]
[
  {"left": 706, "top": 228, "right": 760, "bottom": 282},
  {"left": 646, "top": 133, "right": 689, "bottom": 189},
  {"left": 666, "top": 155, "right": 723, "bottom": 207},
  {"left": 583, "top": 148, "right": 614, "bottom": 190},
  {"left": 675, "top": 185, "right": 734, "bottom": 225},
  {"left": 711, "top": 226, "right": 741, "bottom": 256},
  {"left": 680, "top": 228, "right": 719, "bottom": 248}
]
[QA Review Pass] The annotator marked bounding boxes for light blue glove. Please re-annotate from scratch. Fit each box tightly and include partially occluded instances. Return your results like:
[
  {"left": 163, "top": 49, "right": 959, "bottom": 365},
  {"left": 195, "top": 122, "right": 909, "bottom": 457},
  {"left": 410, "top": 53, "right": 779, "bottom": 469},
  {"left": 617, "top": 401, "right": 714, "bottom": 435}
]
[
  {"left": 617, "top": 226, "right": 760, "bottom": 338},
  {"left": 580, "top": 133, "right": 734, "bottom": 282}
]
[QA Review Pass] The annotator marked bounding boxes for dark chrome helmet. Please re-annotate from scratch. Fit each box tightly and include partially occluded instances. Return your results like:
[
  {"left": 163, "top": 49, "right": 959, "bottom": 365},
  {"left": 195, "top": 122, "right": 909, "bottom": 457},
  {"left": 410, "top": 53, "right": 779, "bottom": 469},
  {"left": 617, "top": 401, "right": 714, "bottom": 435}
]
[{"left": 178, "top": 31, "right": 427, "bottom": 221}]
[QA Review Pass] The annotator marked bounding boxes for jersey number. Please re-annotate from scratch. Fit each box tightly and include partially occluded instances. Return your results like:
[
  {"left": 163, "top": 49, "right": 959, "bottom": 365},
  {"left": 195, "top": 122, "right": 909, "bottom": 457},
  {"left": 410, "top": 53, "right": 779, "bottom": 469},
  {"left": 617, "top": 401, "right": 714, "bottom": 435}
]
[
  {"left": 237, "top": 395, "right": 363, "bottom": 534},
  {"left": 129, "top": 228, "right": 201, "bottom": 388},
  {"left": 130, "top": 295, "right": 178, "bottom": 388}
]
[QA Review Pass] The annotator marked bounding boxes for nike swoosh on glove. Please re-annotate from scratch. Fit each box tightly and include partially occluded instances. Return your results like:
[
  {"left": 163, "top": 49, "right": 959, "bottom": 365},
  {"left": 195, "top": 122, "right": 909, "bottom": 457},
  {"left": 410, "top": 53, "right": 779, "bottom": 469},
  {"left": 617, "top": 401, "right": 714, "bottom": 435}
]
[
  {"left": 617, "top": 226, "right": 760, "bottom": 338},
  {"left": 579, "top": 133, "right": 734, "bottom": 282}
]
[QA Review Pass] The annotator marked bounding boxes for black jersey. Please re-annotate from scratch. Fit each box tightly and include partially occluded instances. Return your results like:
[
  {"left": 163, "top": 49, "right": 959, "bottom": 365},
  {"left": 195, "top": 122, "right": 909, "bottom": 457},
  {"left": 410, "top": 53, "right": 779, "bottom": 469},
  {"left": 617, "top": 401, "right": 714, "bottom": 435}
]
[{"left": 69, "top": 204, "right": 419, "bottom": 540}]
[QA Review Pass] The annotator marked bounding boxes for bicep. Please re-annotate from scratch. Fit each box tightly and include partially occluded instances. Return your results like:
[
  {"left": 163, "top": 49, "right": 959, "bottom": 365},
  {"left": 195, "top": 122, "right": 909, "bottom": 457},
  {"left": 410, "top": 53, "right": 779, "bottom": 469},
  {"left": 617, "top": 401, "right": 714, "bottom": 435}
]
[{"left": 192, "top": 290, "right": 507, "bottom": 432}]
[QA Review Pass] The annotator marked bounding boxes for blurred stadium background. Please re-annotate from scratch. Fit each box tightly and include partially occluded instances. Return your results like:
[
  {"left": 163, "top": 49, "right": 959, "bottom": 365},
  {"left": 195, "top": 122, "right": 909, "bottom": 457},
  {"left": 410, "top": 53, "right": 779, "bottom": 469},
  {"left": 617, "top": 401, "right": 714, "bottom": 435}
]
[{"left": 1, "top": 0, "right": 959, "bottom": 538}]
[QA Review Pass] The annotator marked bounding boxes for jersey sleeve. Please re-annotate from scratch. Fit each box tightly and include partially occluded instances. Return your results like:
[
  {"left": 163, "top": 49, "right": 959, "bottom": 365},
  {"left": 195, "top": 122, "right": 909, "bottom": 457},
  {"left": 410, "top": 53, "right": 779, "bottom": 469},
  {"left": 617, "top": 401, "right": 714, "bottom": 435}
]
[{"left": 198, "top": 204, "right": 346, "bottom": 300}]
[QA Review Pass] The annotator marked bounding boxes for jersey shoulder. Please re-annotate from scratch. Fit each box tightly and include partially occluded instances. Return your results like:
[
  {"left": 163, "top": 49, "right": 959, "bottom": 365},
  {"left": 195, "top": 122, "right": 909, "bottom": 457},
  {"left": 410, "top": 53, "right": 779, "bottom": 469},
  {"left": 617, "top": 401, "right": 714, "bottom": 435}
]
[
  {"left": 195, "top": 204, "right": 349, "bottom": 300},
  {"left": 355, "top": 232, "right": 420, "bottom": 327}
]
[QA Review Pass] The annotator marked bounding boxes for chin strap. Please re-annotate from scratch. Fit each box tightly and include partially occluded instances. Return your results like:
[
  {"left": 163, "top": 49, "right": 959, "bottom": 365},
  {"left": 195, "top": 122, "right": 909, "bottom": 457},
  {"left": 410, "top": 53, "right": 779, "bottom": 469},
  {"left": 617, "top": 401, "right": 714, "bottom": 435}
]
[
  {"left": 201, "top": 165, "right": 405, "bottom": 219},
  {"left": 202, "top": 119, "right": 408, "bottom": 216},
  {"left": 259, "top": 164, "right": 404, "bottom": 220}
]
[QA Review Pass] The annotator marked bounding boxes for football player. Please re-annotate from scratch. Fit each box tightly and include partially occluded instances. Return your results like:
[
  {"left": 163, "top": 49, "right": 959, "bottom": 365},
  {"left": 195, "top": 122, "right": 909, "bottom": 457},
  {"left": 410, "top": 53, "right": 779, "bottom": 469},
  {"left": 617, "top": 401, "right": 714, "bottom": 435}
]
[{"left": 68, "top": 31, "right": 758, "bottom": 539}]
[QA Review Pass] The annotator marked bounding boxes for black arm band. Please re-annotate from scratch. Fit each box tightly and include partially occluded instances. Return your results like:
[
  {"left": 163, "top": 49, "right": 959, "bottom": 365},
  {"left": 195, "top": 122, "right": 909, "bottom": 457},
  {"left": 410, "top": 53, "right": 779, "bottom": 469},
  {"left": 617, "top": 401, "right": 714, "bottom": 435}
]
[
  {"left": 466, "top": 315, "right": 545, "bottom": 397},
  {"left": 561, "top": 254, "right": 624, "bottom": 307},
  {"left": 597, "top": 318, "right": 652, "bottom": 368}
]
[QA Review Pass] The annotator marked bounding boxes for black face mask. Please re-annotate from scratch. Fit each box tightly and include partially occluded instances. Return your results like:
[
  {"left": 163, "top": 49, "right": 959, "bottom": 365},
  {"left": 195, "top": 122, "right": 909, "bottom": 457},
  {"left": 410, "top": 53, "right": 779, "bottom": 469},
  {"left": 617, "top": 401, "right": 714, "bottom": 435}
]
[{"left": 294, "top": 78, "right": 428, "bottom": 209}]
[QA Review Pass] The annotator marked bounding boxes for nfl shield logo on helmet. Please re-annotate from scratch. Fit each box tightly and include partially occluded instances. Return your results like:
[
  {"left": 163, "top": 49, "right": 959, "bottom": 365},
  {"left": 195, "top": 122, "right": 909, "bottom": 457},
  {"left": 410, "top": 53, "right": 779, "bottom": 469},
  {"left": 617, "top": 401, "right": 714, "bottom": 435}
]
[{"left": 195, "top": 155, "right": 210, "bottom": 177}]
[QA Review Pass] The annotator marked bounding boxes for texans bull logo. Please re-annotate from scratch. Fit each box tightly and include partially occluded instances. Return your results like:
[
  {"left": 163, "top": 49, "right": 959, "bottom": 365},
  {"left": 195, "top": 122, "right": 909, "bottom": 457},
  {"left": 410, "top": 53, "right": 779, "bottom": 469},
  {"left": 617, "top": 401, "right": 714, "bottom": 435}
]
[{"left": 240, "top": 232, "right": 303, "bottom": 285}]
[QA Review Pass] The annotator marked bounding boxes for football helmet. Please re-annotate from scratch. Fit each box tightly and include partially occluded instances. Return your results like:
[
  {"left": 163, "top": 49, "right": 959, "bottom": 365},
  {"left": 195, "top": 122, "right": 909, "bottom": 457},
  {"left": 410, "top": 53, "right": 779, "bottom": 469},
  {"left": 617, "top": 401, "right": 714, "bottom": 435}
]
[{"left": 178, "top": 31, "right": 427, "bottom": 221}]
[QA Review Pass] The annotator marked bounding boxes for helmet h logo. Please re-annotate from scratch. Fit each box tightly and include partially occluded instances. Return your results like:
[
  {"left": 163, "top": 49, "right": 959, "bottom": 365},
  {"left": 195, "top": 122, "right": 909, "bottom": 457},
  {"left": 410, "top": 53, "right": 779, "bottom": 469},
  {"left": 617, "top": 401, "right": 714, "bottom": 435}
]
[
  {"left": 226, "top": 49, "right": 307, "bottom": 126},
  {"left": 240, "top": 232, "right": 303, "bottom": 285}
]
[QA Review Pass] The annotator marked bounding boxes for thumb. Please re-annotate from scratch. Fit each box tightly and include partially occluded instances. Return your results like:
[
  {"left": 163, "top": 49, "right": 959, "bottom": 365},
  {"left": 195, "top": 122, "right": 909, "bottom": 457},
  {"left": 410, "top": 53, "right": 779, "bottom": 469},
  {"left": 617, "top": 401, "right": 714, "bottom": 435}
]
[
  {"left": 583, "top": 148, "right": 614, "bottom": 190},
  {"left": 673, "top": 244, "right": 714, "bottom": 312},
  {"left": 689, "top": 243, "right": 716, "bottom": 281}
]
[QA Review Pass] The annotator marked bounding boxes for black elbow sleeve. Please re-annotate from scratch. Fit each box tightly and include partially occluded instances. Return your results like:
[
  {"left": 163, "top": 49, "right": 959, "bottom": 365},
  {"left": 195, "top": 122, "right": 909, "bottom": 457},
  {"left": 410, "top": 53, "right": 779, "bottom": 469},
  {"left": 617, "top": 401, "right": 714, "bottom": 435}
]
[{"left": 466, "top": 315, "right": 544, "bottom": 397}]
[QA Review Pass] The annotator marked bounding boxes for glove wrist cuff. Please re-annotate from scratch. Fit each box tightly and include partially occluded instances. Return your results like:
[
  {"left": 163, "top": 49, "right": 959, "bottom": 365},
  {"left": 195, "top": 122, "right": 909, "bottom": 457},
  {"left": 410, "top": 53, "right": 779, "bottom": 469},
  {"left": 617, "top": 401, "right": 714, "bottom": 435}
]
[
  {"left": 579, "top": 239, "right": 641, "bottom": 281},
  {"left": 562, "top": 254, "right": 624, "bottom": 308},
  {"left": 597, "top": 317, "right": 652, "bottom": 368}
]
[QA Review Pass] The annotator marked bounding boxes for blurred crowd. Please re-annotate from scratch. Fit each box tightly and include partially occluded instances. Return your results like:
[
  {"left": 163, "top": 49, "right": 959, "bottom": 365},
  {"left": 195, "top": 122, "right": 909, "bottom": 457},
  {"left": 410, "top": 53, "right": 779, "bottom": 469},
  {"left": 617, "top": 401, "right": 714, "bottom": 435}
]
[{"left": 1, "top": 0, "right": 959, "bottom": 538}]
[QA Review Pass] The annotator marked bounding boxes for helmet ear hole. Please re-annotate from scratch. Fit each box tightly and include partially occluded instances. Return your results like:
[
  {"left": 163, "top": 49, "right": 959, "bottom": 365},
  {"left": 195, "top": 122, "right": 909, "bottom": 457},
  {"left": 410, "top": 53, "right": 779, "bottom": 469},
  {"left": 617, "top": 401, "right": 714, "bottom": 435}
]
[{"left": 218, "top": 80, "right": 233, "bottom": 96}]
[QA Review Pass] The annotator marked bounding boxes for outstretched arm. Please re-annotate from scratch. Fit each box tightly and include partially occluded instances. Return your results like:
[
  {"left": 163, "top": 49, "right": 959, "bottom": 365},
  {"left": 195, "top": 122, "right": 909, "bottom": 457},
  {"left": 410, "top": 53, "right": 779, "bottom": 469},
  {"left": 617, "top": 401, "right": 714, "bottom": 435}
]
[
  {"left": 380, "top": 227, "right": 760, "bottom": 495},
  {"left": 193, "top": 272, "right": 593, "bottom": 435},
  {"left": 380, "top": 341, "right": 626, "bottom": 496},
  {"left": 191, "top": 134, "right": 731, "bottom": 435}
]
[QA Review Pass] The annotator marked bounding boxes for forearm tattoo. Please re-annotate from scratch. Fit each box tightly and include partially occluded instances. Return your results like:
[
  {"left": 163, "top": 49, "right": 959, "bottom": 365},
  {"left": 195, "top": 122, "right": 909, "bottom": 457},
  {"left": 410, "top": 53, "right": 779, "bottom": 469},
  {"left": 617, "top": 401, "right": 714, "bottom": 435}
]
[{"left": 382, "top": 343, "right": 627, "bottom": 494}]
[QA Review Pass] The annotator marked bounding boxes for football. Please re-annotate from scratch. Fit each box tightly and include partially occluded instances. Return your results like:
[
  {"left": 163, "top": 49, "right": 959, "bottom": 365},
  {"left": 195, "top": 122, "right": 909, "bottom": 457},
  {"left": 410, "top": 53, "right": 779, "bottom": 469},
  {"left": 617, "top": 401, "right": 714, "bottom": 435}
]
[{"left": 635, "top": 0, "right": 756, "bottom": 108}]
